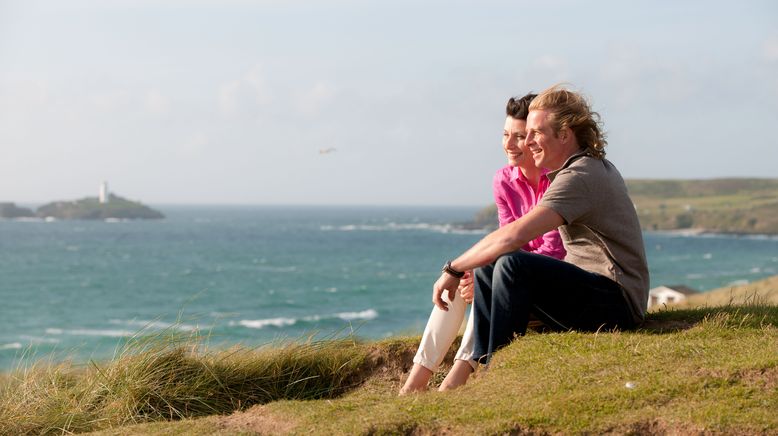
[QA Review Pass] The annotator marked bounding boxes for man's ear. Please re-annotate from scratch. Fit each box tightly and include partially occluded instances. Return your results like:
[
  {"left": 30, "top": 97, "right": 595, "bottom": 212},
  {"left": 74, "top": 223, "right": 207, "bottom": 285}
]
[{"left": 558, "top": 127, "right": 569, "bottom": 143}]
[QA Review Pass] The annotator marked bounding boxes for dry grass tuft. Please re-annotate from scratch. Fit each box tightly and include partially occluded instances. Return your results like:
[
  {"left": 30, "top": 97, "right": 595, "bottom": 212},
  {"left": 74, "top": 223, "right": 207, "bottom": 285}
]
[{"left": 0, "top": 329, "right": 372, "bottom": 435}]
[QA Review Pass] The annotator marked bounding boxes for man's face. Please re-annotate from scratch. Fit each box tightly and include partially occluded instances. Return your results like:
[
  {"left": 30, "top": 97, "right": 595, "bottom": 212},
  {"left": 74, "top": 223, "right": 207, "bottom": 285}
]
[
  {"left": 525, "top": 109, "right": 566, "bottom": 170},
  {"left": 502, "top": 116, "right": 532, "bottom": 168}
]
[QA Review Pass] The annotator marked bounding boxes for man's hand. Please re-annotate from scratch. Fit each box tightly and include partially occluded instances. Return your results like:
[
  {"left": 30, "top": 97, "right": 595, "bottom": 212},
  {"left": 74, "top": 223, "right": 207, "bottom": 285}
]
[
  {"left": 458, "top": 270, "right": 474, "bottom": 304},
  {"left": 432, "top": 272, "right": 461, "bottom": 311}
]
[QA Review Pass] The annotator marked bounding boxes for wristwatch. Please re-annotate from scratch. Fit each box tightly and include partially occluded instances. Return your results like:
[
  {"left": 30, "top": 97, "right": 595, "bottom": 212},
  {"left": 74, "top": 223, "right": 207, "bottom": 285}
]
[{"left": 441, "top": 260, "right": 465, "bottom": 278}]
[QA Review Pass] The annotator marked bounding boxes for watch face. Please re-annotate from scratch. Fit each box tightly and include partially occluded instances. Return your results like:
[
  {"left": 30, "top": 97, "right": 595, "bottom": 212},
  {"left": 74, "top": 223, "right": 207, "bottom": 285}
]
[{"left": 442, "top": 261, "right": 463, "bottom": 277}]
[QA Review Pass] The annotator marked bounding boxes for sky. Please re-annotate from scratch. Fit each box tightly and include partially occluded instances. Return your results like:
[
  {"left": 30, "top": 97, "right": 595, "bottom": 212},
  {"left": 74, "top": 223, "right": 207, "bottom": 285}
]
[{"left": 1, "top": 0, "right": 776, "bottom": 206}]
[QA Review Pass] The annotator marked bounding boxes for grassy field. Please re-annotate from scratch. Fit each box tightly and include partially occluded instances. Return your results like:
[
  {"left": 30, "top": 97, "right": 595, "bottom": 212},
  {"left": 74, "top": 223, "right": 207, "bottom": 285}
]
[
  {"left": 1, "top": 279, "right": 776, "bottom": 435},
  {"left": 668, "top": 275, "right": 778, "bottom": 308},
  {"left": 626, "top": 178, "right": 778, "bottom": 234}
]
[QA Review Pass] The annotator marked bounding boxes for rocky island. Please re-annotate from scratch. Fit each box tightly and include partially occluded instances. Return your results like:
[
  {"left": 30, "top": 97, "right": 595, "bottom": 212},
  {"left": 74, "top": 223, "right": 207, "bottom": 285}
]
[
  {"left": 35, "top": 194, "right": 164, "bottom": 220},
  {"left": 1, "top": 195, "right": 164, "bottom": 220},
  {"left": 0, "top": 202, "right": 36, "bottom": 219}
]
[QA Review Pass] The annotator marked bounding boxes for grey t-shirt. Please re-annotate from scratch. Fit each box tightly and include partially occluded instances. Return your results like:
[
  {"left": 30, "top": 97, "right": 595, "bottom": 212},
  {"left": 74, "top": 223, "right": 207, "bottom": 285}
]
[{"left": 540, "top": 152, "right": 649, "bottom": 322}]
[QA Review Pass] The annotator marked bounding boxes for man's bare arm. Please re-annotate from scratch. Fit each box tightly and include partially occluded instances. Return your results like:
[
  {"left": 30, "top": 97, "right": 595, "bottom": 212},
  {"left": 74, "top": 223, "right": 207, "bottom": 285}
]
[
  {"left": 452, "top": 206, "right": 564, "bottom": 271},
  {"left": 432, "top": 206, "right": 564, "bottom": 310}
]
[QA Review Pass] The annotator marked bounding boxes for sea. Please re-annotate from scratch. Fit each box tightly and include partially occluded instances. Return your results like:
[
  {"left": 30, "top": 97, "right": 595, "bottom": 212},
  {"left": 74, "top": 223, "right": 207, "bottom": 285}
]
[{"left": 2, "top": 205, "right": 777, "bottom": 370}]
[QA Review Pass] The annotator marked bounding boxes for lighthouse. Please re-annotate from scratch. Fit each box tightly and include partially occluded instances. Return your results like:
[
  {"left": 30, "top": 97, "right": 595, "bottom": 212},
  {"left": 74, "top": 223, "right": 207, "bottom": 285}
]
[{"left": 99, "top": 181, "right": 109, "bottom": 204}]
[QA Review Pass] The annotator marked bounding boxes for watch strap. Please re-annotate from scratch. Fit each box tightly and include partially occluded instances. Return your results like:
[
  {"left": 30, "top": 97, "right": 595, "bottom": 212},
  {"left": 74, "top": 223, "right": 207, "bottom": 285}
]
[{"left": 442, "top": 260, "right": 465, "bottom": 278}]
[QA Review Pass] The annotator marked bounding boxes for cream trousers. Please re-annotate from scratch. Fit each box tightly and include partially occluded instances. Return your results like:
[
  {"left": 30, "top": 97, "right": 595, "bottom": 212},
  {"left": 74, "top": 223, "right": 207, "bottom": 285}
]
[{"left": 412, "top": 290, "right": 477, "bottom": 371}]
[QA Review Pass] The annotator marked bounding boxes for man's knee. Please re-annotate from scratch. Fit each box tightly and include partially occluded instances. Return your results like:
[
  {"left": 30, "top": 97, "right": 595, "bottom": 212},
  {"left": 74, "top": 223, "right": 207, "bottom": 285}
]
[
  {"left": 473, "top": 263, "right": 494, "bottom": 284},
  {"left": 493, "top": 251, "right": 528, "bottom": 278}
]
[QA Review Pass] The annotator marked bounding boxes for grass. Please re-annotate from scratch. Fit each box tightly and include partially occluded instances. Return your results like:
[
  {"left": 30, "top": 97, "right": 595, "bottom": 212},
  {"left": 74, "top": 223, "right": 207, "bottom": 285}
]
[
  {"left": 98, "top": 304, "right": 776, "bottom": 435},
  {"left": 264, "top": 305, "right": 776, "bottom": 435},
  {"left": 0, "top": 331, "right": 374, "bottom": 435},
  {"left": 1, "top": 302, "right": 776, "bottom": 434},
  {"left": 670, "top": 275, "right": 778, "bottom": 308}
]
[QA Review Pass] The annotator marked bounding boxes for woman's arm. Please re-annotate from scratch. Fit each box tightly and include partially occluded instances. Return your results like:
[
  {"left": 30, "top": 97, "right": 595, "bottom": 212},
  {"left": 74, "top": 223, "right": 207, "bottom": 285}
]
[{"left": 494, "top": 179, "right": 515, "bottom": 228}]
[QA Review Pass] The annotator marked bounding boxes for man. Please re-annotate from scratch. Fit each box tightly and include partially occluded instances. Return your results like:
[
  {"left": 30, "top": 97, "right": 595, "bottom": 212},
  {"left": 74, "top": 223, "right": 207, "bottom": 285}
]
[{"left": 432, "top": 84, "right": 649, "bottom": 364}]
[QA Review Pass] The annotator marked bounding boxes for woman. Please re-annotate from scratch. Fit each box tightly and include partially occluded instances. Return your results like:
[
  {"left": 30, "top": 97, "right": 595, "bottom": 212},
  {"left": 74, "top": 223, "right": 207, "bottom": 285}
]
[{"left": 399, "top": 93, "right": 565, "bottom": 394}]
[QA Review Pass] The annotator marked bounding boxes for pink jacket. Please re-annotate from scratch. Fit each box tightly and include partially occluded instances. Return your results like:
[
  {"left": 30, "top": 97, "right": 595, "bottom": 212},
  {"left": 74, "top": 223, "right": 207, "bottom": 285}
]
[{"left": 493, "top": 165, "right": 566, "bottom": 260}]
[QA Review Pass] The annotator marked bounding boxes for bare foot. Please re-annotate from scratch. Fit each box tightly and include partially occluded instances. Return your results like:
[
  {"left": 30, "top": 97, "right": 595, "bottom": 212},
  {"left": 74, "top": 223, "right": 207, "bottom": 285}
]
[
  {"left": 438, "top": 359, "right": 474, "bottom": 391},
  {"left": 399, "top": 363, "right": 433, "bottom": 395}
]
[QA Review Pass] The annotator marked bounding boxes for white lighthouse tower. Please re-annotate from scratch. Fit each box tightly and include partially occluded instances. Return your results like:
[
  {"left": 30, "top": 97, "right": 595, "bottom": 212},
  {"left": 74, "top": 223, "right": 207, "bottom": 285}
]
[{"left": 99, "top": 181, "right": 109, "bottom": 204}]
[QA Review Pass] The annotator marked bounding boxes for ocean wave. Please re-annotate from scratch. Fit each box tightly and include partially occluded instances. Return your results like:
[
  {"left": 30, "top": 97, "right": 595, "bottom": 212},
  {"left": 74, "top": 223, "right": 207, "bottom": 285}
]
[
  {"left": 108, "top": 319, "right": 197, "bottom": 332},
  {"left": 450, "top": 228, "right": 490, "bottom": 235},
  {"left": 232, "top": 308, "right": 378, "bottom": 330},
  {"left": 649, "top": 230, "right": 778, "bottom": 241},
  {"left": 320, "top": 222, "right": 485, "bottom": 235},
  {"left": 19, "top": 335, "right": 60, "bottom": 344},
  {"left": 0, "top": 343, "right": 22, "bottom": 351},
  {"left": 13, "top": 217, "right": 44, "bottom": 223},
  {"left": 209, "top": 311, "right": 239, "bottom": 318},
  {"left": 45, "top": 328, "right": 134, "bottom": 338},
  {"left": 236, "top": 317, "right": 297, "bottom": 329},
  {"left": 255, "top": 265, "right": 297, "bottom": 273},
  {"left": 738, "top": 234, "right": 778, "bottom": 241},
  {"left": 336, "top": 309, "right": 378, "bottom": 321}
]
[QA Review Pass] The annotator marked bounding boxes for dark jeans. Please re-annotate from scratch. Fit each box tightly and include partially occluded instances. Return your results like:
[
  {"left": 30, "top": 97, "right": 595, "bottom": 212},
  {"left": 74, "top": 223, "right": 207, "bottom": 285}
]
[{"left": 472, "top": 250, "right": 636, "bottom": 363}]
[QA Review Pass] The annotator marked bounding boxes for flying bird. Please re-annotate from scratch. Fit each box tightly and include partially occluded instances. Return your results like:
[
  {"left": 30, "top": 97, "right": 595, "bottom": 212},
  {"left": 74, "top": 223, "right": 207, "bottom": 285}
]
[{"left": 319, "top": 147, "right": 337, "bottom": 155}]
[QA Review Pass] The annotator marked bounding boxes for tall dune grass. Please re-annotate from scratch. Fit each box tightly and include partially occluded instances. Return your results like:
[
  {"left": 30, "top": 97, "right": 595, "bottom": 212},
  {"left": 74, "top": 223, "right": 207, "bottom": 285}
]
[{"left": 0, "top": 329, "right": 371, "bottom": 435}]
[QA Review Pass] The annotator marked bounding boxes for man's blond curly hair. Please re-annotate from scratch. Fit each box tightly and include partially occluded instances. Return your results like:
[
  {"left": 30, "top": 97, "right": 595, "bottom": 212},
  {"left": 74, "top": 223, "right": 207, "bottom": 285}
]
[{"left": 528, "top": 84, "right": 607, "bottom": 159}]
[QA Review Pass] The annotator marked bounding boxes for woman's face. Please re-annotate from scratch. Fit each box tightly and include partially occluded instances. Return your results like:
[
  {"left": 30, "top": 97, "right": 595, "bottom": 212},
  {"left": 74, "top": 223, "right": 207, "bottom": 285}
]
[{"left": 502, "top": 116, "right": 532, "bottom": 168}]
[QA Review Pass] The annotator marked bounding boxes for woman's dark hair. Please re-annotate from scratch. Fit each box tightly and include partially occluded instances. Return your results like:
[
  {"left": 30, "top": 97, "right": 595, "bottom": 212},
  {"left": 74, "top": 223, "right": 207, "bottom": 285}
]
[{"left": 505, "top": 92, "right": 537, "bottom": 121}]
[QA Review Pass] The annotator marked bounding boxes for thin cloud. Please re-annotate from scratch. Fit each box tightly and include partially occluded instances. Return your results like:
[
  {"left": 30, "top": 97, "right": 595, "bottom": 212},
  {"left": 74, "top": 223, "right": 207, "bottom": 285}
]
[
  {"left": 599, "top": 45, "right": 699, "bottom": 106},
  {"left": 764, "top": 35, "right": 778, "bottom": 62},
  {"left": 528, "top": 55, "right": 570, "bottom": 83},
  {"left": 296, "top": 81, "right": 336, "bottom": 116},
  {"left": 0, "top": 78, "right": 51, "bottom": 111},
  {"left": 244, "top": 65, "right": 271, "bottom": 105},
  {"left": 145, "top": 89, "right": 171, "bottom": 116},
  {"left": 178, "top": 132, "right": 209, "bottom": 157},
  {"left": 89, "top": 89, "right": 132, "bottom": 112},
  {"left": 218, "top": 80, "right": 242, "bottom": 116},
  {"left": 217, "top": 64, "right": 272, "bottom": 118}
]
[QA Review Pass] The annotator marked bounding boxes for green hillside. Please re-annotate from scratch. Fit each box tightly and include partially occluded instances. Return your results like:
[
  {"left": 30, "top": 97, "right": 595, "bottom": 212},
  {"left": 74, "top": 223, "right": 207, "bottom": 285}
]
[
  {"left": 626, "top": 178, "right": 778, "bottom": 234},
  {"left": 466, "top": 178, "right": 778, "bottom": 234},
  {"left": 667, "top": 274, "right": 778, "bottom": 308}
]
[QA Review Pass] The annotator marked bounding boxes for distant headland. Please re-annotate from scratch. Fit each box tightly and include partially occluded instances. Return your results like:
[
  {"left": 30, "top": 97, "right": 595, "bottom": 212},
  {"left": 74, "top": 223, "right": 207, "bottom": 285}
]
[{"left": 0, "top": 182, "right": 164, "bottom": 221}]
